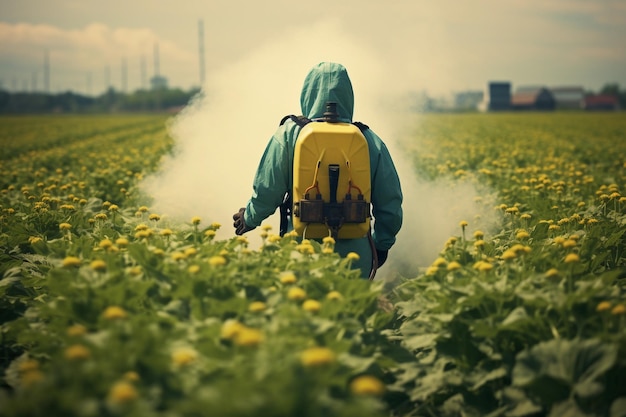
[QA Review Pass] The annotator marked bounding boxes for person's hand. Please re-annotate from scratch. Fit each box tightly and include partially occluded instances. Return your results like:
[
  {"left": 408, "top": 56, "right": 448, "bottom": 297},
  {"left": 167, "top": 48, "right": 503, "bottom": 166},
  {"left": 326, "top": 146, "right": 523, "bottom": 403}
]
[
  {"left": 376, "top": 249, "right": 388, "bottom": 267},
  {"left": 233, "top": 207, "right": 255, "bottom": 235}
]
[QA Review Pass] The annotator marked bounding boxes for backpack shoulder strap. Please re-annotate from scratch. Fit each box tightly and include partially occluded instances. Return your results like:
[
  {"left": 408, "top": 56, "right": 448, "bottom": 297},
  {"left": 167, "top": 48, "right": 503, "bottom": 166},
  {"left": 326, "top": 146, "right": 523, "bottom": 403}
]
[
  {"left": 352, "top": 121, "right": 369, "bottom": 132},
  {"left": 279, "top": 115, "right": 312, "bottom": 128}
]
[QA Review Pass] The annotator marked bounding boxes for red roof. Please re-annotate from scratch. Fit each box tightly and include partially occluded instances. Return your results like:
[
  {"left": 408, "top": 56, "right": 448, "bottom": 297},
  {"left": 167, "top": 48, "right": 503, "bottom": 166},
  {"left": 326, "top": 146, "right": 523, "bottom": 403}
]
[{"left": 584, "top": 95, "right": 618, "bottom": 106}]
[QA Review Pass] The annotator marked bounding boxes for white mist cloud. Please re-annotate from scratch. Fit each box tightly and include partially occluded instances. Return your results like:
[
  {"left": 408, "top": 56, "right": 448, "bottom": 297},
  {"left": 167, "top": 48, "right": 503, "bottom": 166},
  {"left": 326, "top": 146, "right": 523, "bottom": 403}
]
[{"left": 139, "top": 18, "right": 501, "bottom": 278}]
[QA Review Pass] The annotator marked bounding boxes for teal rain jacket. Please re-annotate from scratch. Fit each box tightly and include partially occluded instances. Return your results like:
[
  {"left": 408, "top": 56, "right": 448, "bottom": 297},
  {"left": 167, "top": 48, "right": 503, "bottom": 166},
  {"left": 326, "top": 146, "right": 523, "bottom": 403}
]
[{"left": 244, "top": 62, "right": 403, "bottom": 277}]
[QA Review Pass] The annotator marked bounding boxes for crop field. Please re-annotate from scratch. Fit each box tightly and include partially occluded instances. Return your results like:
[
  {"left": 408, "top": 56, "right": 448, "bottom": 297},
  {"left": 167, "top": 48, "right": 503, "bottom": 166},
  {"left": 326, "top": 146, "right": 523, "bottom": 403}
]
[{"left": 0, "top": 112, "right": 625, "bottom": 417}]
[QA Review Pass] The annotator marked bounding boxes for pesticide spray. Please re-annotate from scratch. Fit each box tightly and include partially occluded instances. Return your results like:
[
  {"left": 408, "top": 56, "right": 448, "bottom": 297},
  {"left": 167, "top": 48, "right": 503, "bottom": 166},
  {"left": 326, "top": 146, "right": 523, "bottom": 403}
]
[{"left": 140, "top": 19, "right": 499, "bottom": 281}]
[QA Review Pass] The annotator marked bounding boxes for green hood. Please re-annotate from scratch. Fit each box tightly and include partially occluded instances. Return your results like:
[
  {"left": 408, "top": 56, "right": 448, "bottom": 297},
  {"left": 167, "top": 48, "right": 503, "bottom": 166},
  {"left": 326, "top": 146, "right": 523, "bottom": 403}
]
[{"left": 300, "top": 62, "right": 354, "bottom": 122}]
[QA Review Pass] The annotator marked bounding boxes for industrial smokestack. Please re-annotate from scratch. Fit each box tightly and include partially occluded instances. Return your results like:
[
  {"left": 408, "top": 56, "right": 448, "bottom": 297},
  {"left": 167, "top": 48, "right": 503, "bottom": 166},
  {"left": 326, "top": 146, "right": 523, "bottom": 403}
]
[
  {"left": 154, "top": 43, "right": 160, "bottom": 77},
  {"left": 198, "top": 19, "right": 206, "bottom": 87},
  {"left": 122, "top": 57, "right": 128, "bottom": 92},
  {"left": 43, "top": 49, "right": 50, "bottom": 93},
  {"left": 141, "top": 55, "right": 147, "bottom": 89},
  {"left": 105, "top": 65, "right": 111, "bottom": 91}
]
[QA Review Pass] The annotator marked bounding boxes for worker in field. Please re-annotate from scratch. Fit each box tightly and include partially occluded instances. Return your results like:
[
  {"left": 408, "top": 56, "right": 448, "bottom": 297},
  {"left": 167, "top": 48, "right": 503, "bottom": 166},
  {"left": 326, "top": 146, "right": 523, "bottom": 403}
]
[{"left": 233, "top": 62, "right": 402, "bottom": 279}]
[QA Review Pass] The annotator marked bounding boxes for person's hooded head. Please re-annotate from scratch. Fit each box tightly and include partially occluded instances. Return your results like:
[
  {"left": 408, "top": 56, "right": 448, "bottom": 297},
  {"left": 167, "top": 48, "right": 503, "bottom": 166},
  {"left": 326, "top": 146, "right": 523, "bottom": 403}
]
[{"left": 300, "top": 62, "right": 354, "bottom": 123}]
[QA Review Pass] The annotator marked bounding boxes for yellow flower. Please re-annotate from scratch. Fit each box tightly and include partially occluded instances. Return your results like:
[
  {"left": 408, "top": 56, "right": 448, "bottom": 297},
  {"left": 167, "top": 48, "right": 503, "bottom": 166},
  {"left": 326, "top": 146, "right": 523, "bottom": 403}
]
[
  {"left": 123, "top": 371, "right": 140, "bottom": 382},
  {"left": 446, "top": 261, "right": 461, "bottom": 271},
  {"left": 545, "top": 268, "right": 560, "bottom": 279},
  {"left": 516, "top": 230, "right": 530, "bottom": 239},
  {"left": 138, "top": 205, "right": 149, "bottom": 213},
  {"left": 184, "top": 247, "right": 197, "bottom": 257},
  {"left": 326, "top": 291, "right": 343, "bottom": 300},
  {"left": 564, "top": 253, "right": 580, "bottom": 263},
  {"left": 350, "top": 375, "right": 385, "bottom": 396},
  {"left": 210, "top": 222, "right": 221, "bottom": 229},
  {"left": 103, "top": 306, "right": 128, "bottom": 320},
  {"left": 302, "top": 299, "right": 321, "bottom": 313},
  {"left": 501, "top": 249, "right": 517, "bottom": 261},
  {"left": 160, "top": 228, "right": 173, "bottom": 236},
  {"left": 431, "top": 257, "right": 446, "bottom": 267},
  {"left": 279, "top": 271, "right": 297, "bottom": 284},
  {"left": 108, "top": 204, "right": 119, "bottom": 212},
  {"left": 249, "top": 301, "right": 267, "bottom": 313},
  {"left": 90, "top": 259, "right": 107, "bottom": 271},
  {"left": 64, "top": 344, "right": 91, "bottom": 361},
  {"left": 474, "top": 240, "right": 485, "bottom": 248},
  {"left": 18, "top": 359, "right": 40, "bottom": 373},
  {"left": 459, "top": 220, "right": 468, "bottom": 227},
  {"left": 67, "top": 324, "right": 87, "bottom": 337},
  {"left": 322, "top": 236, "right": 335, "bottom": 245},
  {"left": 473, "top": 230, "right": 484, "bottom": 239},
  {"left": 171, "top": 347, "right": 197, "bottom": 366},
  {"left": 98, "top": 239, "right": 113, "bottom": 249},
  {"left": 220, "top": 319, "right": 245, "bottom": 340},
  {"left": 204, "top": 230, "right": 216, "bottom": 239},
  {"left": 20, "top": 369, "right": 44, "bottom": 387},
  {"left": 300, "top": 347, "right": 336, "bottom": 367},
  {"left": 191, "top": 216, "right": 202, "bottom": 225},
  {"left": 134, "top": 229, "right": 152, "bottom": 239},
  {"left": 473, "top": 261, "right": 493, "bottom": 272},
  {"left": 562, "top": 239, "right": 577, "bottom": 249},
  {"left": 148, "top": 213, "right": 160, "bottom": 221},
  {"left": 346, "top": 252, "right": 360, "bottom": 261},
  {"left": 261, "top": 224, "right": 272, "bottom": 231},
  {"left": 28, "top": 236, "right": 43, "bottom": 244},
  {"left": 596, "top": 301, "right": 612, "bottom": 312},
  {"left": 116, "top": 237, "right": 129, "bottom": 248},
  {"left": 287, "top": 287, "right": 307, "bottom": 301},
  {"left": 62, "top": 256, "right": 81, "bottom": 268},
  {"left": 208, "top": 255, "right": 227, "bottom": 267},
  {"left": 425, "top": 266, "right": 439, "bottom": 276},
  {"left": 171, "top": 252, "right": 186, "bottom": 261},
  {"left": 611, "top": 304, "right": 625, "bottom": 315},
  {"left": 59, "top": 222, "right": 72, "bottom": 231},
  {"left": 107, "top": 381, "right": 138, "bottom": 405},
  {"left": 94, "top": 213, "right": 108, "bottom": 221},
  {"left": 297, "top": 242, "right": 314, "bottom": 254},
  {"left": 234, "top": 327, "right": 264, "bottom": 347},
  {"left": 188, "top": 265, "right": 200, "bottom": 274}
]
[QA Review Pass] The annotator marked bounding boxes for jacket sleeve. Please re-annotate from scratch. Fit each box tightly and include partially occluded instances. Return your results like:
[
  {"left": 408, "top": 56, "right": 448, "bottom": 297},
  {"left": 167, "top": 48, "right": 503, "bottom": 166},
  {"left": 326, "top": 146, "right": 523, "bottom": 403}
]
[
  {"left": 244, "top": 129, "right": 291, "bottom": 227},
  {"left": 369, "top": 134, "right": 403, "bottom": 251}
]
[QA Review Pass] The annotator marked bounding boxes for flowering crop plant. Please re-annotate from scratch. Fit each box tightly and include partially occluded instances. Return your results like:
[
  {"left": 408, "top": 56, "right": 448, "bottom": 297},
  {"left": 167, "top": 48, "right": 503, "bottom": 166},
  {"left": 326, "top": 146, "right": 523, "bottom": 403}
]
[{"left": 0, "top": 112, "right": 625, "bottom": 417}]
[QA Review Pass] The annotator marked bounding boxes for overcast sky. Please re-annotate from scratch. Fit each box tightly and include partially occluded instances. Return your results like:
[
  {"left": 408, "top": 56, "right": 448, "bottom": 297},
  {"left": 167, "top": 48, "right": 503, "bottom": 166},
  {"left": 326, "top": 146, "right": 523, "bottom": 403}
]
[{"left": 1, "top": 0, "right": 625, "bottom": 97}]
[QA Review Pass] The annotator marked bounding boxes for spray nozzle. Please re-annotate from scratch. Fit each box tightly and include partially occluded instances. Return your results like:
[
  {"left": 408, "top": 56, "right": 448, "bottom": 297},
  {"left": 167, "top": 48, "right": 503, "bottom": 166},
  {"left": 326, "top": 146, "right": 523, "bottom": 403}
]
[{"left": 323, "top": 102, "right": 339, "bottom": 122}]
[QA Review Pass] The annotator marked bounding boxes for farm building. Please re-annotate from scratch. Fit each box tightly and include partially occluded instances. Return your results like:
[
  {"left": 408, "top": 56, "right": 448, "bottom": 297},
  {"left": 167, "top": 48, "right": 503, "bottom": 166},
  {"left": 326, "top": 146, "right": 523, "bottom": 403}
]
[
  {"left": 550, "top": 86, "right": 585, "bottom": 109},
  {"left": 511, "top": 86, "right": 556, "bottom": 111},
  {"left": 583, "top": 94, "right": 620, "bottom": 111},
  {"left": 478, "top": 81, "right": 511, "bottom": 111}
]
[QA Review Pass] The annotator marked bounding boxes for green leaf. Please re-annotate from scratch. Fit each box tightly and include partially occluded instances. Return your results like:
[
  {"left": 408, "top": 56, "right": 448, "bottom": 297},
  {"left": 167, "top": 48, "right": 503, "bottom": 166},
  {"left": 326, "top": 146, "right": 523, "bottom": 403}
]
[
  {"left": 502, "top": 306, "right": 528, "bottom": 326},
  {"left": 547, "top": 399, "right": 590, "bottom": 417},
  {"left": 513, "top": 338, "right": 618, "bottom": 406},
  {"left": 610, "top": 398, "right": 626, "bottom": 417}
]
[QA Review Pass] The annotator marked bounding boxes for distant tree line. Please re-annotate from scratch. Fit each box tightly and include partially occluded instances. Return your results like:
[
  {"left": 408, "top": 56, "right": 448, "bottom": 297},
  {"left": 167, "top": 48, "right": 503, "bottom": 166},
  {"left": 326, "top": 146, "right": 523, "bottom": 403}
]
[
  {"left": 1, "top": 83, "right": 623, "bottom": 114},
  {"left": 0, "top": 86, "right": 201, "bottom": 114},
  {"left": 599, "top": 83, "right": 626, "bottom": 107}
]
